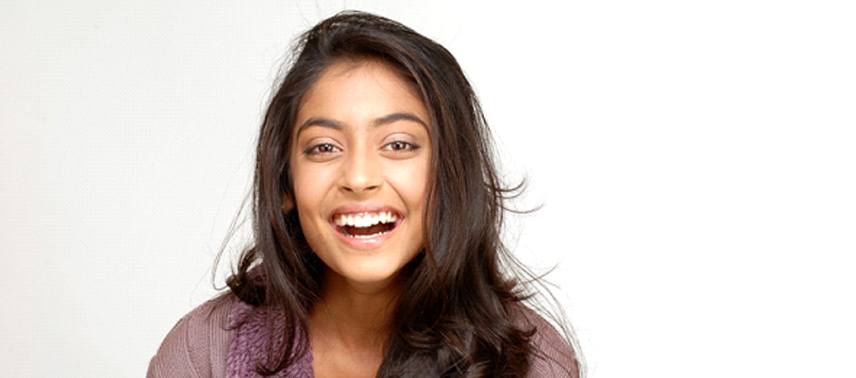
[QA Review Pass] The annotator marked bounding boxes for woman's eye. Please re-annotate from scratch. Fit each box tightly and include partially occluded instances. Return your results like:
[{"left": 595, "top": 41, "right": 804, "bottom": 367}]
[
  {"left": 384, "top": 141, "right": 419, "bottom": 152},
  {"left": 305, "top": 143, "right": 340, "bottom": 155}
]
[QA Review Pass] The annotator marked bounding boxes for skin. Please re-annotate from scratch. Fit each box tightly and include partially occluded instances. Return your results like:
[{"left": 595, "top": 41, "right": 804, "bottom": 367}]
[{"left": 288, "top": 58, "right": 432, "bottom": 377}]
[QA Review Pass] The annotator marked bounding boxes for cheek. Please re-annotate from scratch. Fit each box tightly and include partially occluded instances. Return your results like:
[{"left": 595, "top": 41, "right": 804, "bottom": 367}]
[
  {"left": 386, "top": 157, "right": 431, "bottom": 214},
  {"left": 291, "top": 162, "right": 336, "bottom": 220}
]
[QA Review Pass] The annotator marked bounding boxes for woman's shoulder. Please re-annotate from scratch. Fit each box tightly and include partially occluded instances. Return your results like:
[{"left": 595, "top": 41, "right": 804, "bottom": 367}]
[
  {"left": 510, "top": 303, "right": 582, "bottom": 378},
  {"left": 147, "top": 292, "right": 240, "bottom": 378}
]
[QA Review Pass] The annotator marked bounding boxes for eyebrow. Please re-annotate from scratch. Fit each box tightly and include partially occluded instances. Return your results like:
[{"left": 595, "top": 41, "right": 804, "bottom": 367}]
[{"left": 296, "top": 112, "right": 428, "bottom": 138}]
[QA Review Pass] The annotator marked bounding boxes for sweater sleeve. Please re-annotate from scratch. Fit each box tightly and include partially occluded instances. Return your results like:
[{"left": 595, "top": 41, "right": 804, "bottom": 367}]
[
  {"left": 147, "top": 293, "right": 236, "bottom": 378},
  {"left": 515, "top": 306, "right": 581, "bottom": 378}
]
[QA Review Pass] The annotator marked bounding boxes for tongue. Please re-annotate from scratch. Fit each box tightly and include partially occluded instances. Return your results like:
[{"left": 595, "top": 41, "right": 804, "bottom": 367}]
[{"left": 343, "top": 222, "right": 394, "bottom": 236}]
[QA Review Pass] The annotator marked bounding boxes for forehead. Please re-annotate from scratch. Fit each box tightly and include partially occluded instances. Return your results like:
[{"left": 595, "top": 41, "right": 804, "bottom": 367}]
[{"left": 295, "top": 59, "right": 428, "bottom": 128}]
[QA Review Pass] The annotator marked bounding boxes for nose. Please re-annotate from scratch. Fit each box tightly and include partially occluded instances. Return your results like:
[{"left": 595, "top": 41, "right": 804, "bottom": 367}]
[{"left": 340, "top": 142, "right": 382, "bottom": 194}]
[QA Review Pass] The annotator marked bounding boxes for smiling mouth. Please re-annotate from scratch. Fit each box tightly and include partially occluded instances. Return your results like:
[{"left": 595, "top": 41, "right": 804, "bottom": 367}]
[{"left": 331, "top": 211, "right": 402, "bottom": 239}]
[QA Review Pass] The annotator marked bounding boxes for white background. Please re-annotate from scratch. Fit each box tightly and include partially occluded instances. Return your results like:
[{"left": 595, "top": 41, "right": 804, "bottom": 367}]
[{"left": 2, "top": 1, "right": 854, "bottom": 377}]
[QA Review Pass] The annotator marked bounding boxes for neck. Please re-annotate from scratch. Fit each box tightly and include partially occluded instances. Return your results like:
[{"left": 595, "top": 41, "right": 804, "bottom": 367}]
[{"left": 310, "top": 269, "right": 402, "bottom": 351}]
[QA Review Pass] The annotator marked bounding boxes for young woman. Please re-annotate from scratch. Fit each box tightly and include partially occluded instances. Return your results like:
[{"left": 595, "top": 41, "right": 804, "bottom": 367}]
[{"left": 148, "top": 10, "right": 581, "bottom": 378}]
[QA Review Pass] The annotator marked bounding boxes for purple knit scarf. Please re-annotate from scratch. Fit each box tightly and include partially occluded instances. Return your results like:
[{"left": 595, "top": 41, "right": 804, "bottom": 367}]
[{"left": 225, "top": 280, "right": 314, "bottom": 377}]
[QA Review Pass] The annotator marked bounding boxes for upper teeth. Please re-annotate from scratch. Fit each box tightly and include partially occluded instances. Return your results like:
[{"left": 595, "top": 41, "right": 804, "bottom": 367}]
[{"left": 334, "top": 211, "right": 398, "bottom": 228}]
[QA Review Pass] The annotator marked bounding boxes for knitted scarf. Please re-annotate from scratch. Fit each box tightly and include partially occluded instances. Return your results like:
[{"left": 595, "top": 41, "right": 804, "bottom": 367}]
[{"left": 225, "top": 298, "right": 313, "bottom": 377}]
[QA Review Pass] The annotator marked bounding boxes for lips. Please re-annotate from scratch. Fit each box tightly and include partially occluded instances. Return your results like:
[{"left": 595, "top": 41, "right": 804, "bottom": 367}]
[{"left": 328, "top": 203, "right": 404, "bottom": 250}]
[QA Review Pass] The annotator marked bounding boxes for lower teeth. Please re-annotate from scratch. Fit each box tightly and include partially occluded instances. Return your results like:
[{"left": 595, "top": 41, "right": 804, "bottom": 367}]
[{"left": 347, "top": 230, "right": 391, "bottom": 239}]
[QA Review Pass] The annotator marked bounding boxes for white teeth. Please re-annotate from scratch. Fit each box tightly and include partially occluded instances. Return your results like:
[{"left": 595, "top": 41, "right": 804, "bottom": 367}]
[
  {"left": 333, "top": 211, "right": 398, "bottom": 228},
  {"left": 350, "top": 230, "right": 392, "bottom": 239}
]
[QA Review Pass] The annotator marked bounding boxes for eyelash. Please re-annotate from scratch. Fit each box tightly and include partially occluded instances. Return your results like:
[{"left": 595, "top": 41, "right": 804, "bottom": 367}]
[
  {"left": 383, "top": 141, "right": 420, "bottom": 152},
  {"left": 304, "top": 143, "right": 340, "bottom": 155},
  {"left": 303, "top": 141, "right": 420, "bottom": 156}
]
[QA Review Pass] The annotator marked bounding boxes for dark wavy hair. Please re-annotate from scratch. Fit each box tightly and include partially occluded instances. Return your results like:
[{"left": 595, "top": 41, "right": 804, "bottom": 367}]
[{"left": 215, "top": 10, "right": 579, "bottom": 377}]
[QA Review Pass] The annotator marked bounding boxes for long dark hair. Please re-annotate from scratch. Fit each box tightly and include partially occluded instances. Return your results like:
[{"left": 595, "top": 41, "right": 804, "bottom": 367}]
[{"left": 216, "top": 10, "right": 579, "bottom": 377}]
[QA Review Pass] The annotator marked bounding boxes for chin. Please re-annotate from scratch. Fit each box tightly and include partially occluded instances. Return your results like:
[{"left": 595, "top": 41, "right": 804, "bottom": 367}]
[{"left": 336, "top": 257, "right": 407, "bottom": 286}]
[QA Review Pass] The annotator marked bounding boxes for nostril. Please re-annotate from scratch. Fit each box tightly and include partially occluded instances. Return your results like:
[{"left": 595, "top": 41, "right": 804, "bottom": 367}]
[{"left": 342, "top": 184, "right": 380, "bottom": 193}]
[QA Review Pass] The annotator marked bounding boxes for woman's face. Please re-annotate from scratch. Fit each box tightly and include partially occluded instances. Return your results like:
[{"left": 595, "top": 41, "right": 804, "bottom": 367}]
[{"left": 289, "top": 59, "right": 431, "bottom": 289}]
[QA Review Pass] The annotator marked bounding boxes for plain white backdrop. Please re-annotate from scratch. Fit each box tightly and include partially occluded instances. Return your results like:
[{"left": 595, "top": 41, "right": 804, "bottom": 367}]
[{"left": 2, "top": 1, "right": 855, "bottom": 377}]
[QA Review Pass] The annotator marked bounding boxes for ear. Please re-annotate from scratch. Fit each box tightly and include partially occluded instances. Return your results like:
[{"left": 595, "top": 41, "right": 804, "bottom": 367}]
[{"left": 281, "top": 192, "right": 294, "bottom": 213}]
